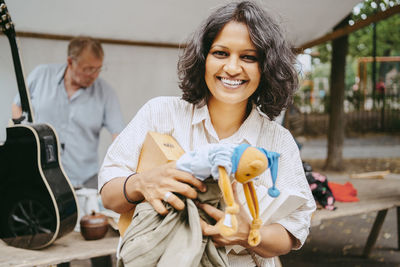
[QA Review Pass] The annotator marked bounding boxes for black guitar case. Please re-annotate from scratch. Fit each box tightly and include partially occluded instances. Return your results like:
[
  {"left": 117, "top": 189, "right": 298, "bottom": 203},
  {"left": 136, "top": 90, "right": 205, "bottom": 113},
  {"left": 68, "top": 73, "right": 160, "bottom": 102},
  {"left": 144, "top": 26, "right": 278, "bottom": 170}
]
[{"left": 0, "top": 0, "right": 78, "bottom": 249}]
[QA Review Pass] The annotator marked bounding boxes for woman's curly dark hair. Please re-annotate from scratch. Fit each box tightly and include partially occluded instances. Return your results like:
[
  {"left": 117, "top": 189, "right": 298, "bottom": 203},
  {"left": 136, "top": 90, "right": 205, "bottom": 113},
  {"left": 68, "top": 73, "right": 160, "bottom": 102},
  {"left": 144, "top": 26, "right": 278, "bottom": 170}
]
[{"left": 178, "top": 1, "right": 298, "bottom": 120}]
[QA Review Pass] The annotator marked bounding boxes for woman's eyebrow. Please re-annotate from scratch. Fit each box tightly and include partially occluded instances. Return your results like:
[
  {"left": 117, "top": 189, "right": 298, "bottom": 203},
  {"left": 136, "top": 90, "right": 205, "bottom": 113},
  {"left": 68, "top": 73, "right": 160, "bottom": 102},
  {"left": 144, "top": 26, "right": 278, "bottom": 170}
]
[{"left": 210, "top": 45, "right": 257, "bottom": 53}]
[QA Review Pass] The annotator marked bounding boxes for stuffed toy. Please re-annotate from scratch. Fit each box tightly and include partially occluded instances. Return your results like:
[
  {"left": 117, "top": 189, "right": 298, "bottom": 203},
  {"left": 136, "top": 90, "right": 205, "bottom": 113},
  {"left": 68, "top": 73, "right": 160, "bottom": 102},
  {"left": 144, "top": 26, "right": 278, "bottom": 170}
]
[{"left": 176, "top": 143, "right": 280, "bottom": 246}]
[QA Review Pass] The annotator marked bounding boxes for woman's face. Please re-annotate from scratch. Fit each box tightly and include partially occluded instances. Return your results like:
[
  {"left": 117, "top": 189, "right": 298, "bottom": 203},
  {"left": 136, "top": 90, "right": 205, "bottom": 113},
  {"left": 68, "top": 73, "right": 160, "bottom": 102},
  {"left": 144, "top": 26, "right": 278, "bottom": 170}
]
[{"left": 205, "top": 21, "right": 261, "bottom": 107}]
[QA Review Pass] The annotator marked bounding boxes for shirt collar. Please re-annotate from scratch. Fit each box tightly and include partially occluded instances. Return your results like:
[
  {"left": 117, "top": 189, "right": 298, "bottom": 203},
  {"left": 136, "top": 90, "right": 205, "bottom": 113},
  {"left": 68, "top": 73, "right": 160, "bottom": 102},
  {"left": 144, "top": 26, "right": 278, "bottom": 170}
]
[
  {"left": 235, "top": 105, "right": 263, "bottom": 146},
  {"left": 192, "top": 102, "right": 263, "bottom": 146},
  {"left": 192, "top": 103, "right": 209, "bottom": 125},
  {"left": 56, "top": 63, "right": 68, "bottom": 85}
]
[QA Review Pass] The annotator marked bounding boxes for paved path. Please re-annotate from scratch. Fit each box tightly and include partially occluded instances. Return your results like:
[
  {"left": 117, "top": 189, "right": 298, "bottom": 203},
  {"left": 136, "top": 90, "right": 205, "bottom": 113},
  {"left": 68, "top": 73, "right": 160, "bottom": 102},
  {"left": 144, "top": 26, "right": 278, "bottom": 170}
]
[{"left": 300, "top": 134, "right": 400, "bottom": 160}]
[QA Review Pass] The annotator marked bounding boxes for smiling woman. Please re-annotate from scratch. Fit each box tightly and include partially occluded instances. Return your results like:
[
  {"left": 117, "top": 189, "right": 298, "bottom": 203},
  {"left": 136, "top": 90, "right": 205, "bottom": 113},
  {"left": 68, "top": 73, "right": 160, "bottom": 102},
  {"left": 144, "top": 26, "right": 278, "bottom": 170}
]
[
  {"left": 98, "top": 1, "right": 315, "bottom": 267},
  {"left": 178, "top": 1, "right": 299, "bottom": 122}
]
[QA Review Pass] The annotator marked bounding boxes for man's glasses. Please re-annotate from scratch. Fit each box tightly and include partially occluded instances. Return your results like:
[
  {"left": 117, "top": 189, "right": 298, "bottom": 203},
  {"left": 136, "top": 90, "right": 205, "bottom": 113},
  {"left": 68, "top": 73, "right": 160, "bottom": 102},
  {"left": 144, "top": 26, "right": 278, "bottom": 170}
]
[
  {"left": 81, "top": 66, "right": 106, "bottom": 75},
  {"left": 72, "top": 58, "right": 106, "bottom": 75}
]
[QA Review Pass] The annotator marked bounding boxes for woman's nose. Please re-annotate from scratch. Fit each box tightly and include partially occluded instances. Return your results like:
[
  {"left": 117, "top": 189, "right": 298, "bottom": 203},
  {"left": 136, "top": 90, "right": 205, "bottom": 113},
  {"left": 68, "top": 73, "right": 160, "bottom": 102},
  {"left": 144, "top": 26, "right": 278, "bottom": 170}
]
[{"left": 223, "top": 57, "right": 242, "bottom": 75}]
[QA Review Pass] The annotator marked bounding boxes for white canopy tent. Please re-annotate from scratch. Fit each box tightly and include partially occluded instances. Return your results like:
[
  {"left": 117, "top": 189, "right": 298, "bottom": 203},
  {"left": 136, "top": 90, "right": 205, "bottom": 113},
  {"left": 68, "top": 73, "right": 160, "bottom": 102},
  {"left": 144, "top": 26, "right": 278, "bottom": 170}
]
[
  {"left": 0, "top": 0, "right": 362, "bottom": 156},
  {"left": 6, "top": 0, "right": 362, "bottom": 48}
]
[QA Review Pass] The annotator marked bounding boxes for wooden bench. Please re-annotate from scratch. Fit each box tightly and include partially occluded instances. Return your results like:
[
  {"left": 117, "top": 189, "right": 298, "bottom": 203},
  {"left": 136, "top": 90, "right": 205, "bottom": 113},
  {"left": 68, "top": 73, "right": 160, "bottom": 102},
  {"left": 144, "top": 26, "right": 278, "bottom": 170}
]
[
  {"left": 311, "top": 174, "right": 400, "bottom": 258},
  {"left": 1, "top": 176, "right": 399, "bottom": 266},
  {"left": 0, "top": 230, "right": 119, "bottom": 266}
]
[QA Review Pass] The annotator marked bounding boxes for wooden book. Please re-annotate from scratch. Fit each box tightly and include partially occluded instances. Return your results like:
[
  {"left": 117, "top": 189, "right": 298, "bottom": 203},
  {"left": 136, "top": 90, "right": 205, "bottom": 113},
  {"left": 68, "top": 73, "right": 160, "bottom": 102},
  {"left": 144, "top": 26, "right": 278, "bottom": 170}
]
[{"left": 118, "top": 132, "right": 185, "bottom": 236}]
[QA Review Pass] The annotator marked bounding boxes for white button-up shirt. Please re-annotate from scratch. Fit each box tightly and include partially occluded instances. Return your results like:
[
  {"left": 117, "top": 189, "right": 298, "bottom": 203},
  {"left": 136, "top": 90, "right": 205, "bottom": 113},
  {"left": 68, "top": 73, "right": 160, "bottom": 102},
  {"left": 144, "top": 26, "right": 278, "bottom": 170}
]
[{"left": 99, "top": 96, "right": 315, "bottom": 267}]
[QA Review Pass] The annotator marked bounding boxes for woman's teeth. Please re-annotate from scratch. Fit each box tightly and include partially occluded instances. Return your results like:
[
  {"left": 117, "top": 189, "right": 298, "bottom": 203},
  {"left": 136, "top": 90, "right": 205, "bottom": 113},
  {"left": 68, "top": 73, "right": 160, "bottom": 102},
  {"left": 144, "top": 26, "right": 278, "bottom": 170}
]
[{"left": 220, "top": 77, "right": 245, "bottom": 86}]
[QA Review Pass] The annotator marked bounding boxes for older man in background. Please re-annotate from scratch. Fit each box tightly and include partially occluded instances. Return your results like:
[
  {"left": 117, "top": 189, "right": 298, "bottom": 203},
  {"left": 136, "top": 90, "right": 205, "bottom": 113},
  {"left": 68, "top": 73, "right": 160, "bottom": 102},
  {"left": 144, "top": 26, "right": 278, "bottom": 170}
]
[
  {"left": 12, "top": 36, "right": 124, "bottom": 267},
  {"left": 12, "top": 36, "right": 125, "bottom": 189}
]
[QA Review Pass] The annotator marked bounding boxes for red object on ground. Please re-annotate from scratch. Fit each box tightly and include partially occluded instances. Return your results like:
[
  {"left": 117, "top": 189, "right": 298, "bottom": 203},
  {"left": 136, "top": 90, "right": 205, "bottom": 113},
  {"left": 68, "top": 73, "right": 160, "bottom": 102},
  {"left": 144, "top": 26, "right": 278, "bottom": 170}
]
[{"left": 328, "top": 182, "right": 359, "bottom": 202}]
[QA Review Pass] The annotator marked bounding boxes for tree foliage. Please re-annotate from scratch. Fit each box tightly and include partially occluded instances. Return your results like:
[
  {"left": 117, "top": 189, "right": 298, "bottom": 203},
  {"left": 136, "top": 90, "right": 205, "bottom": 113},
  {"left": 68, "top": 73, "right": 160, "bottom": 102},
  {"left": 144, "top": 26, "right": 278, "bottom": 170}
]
[
  {"left": 349, "top": 0, "right": 400, "bottom": 57},
  {"left": 312, "top": 0, "right": 400, "bottom": 64}
]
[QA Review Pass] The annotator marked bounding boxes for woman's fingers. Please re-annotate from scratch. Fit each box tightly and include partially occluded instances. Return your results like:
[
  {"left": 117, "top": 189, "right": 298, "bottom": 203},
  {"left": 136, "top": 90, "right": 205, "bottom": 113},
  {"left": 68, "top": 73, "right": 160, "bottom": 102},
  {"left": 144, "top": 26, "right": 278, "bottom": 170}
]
[
  {"left": 195, "top": 182, "right": 253, "bottom": 247},
  {"left": 164, "top": 192, "right": 185, "bottom": 210},
  {"left": 199, "top": 212, "right": 232, "bottom": 247},
  {"left": 150, "top": 199, "right": 169, "bottom": 216},
  {"left": 167, "top": 178, "right": 199, "bottom": 199},
  {"left": 199, "top": 217, "right": 220, "bottom": 236},
  {"left": 168, "top": 165, "right": 207, "bottom": 193},
  {"left": 149, "top": 192, "right": 185, "bottom": 215},
  {"left": 139, "top": 162, "right": 206, "bottom": 215},
  {"left": 152, "top": 162, "right": 206, "bottom": 198},
  {"left": 160, "top": 163, "right": 206, "bottom": 199},
  {"left": 197, "top": 202, "right": 224, "bottom": 221}
]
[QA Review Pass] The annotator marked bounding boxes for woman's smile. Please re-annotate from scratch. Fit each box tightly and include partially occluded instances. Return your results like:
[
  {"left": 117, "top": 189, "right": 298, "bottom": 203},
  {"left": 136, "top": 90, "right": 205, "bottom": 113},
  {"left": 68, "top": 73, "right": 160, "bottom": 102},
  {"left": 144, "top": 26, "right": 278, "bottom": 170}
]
[{"left": 218, "top": 77, "right": 247, "bottom": 89}]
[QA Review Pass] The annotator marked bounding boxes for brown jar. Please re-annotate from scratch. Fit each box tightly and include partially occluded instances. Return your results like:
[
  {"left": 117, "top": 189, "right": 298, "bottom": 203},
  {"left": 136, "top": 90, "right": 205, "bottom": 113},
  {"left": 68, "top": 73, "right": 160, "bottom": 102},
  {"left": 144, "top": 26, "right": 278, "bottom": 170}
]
[{"left": 80, "top": 211, "right": 108, "bottom": 240}]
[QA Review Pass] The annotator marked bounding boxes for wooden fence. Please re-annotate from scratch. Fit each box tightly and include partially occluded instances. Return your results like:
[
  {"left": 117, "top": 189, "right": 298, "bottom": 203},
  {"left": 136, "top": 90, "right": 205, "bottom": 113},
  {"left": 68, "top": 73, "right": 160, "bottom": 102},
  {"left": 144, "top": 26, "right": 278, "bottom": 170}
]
[{"left": 285, "top": 94, "right": 400, "bottom": 136}]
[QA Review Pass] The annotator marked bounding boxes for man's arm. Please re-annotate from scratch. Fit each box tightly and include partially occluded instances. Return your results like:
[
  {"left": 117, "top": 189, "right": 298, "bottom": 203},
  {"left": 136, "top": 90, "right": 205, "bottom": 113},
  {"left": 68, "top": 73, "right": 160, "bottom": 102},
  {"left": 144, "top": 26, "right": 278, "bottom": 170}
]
[{"left": 11, "top": 103, "right": 22, "bottom": 119}]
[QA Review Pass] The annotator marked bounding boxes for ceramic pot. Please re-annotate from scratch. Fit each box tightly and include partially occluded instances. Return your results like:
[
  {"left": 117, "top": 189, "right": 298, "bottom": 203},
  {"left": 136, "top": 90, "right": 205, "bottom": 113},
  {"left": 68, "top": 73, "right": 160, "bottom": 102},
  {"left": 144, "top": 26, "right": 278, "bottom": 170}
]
[{"left": 80, "top": 211, "right": 108, "bottom": 240}]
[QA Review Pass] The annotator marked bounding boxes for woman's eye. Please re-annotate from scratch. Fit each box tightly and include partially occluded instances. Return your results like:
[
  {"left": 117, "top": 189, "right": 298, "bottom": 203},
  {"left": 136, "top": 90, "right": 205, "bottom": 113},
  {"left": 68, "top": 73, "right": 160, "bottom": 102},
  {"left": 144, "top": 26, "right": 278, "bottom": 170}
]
[
  {"left": 212, "top": 51, "right": 228, "bottom": 57},
  {"left": 242, "top": 55, "right": 258, "bottom": 62}
]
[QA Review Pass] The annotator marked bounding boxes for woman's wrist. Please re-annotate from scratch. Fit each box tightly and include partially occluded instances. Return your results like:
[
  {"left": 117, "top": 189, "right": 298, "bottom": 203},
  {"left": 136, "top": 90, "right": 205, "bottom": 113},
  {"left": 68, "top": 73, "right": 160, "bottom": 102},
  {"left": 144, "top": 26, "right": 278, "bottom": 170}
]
[
  {"left": 123, "top": 173, "right": 144, "bottom": 204},
  {"left": 236, "top": 220, "right": 252, "bottom": 248}
]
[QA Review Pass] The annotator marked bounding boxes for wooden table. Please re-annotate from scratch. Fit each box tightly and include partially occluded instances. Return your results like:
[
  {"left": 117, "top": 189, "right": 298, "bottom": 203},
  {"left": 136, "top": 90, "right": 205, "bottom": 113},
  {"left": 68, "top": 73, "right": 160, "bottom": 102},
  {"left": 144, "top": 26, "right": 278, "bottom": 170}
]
[
  {"left": 1, "top": 176, "right": 399, "bottom": 265},
  {"left": 311, "top": 175, "right": 400, "bottom": 258},
  {"left": 0, "top": 229, "right": 119, "bottom": 266}
]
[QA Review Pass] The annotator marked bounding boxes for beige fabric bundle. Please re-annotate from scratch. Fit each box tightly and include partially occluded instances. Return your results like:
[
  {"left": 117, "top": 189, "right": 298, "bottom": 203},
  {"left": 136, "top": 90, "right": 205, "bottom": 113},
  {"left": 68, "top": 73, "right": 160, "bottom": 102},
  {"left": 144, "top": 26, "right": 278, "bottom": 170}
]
[{"left": 118, "top": 179, "right": 229, "bottom": 267}]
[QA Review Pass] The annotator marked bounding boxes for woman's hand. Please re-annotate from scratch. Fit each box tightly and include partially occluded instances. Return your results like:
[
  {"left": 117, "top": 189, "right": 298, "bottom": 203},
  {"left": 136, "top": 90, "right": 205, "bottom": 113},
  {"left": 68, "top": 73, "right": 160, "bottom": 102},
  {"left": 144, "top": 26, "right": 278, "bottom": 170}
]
[
  {"left": 131, "top": 161, "right": 207, "bottom": 215},
  {"left": 197, "top": 181, "right": 297, "bottom": 258},
  {"left": 197, "top": 182, "right": 251, "bottom": 247}
]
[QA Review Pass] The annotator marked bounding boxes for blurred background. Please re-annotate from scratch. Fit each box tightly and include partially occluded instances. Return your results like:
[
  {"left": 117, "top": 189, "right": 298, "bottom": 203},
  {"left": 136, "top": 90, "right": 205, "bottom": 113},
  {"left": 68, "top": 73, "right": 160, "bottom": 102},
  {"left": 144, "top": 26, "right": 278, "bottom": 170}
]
[{"left": 286, "top": 0, "right": 400, "bottom": 137}]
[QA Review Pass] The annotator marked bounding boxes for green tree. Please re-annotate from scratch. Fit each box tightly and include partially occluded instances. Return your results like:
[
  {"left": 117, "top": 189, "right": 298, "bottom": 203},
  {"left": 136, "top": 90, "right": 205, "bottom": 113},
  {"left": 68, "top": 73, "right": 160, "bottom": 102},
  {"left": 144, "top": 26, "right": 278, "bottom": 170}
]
[
  {"left": 313, "top": 1, "right": 400, "bottom": 62},
  {"left": 311, "top": 1, "right": 400, "bottom": 111},
  {"left": 349, "top": 1, "right": 400, "bottom": 58}
]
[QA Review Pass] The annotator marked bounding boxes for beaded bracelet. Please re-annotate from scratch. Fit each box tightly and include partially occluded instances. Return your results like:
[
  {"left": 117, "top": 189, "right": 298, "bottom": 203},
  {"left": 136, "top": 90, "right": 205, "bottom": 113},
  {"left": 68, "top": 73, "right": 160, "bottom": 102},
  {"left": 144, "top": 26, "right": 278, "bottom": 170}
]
[{"left": 123, "top": 173, "right": 142, "bottom": 204}]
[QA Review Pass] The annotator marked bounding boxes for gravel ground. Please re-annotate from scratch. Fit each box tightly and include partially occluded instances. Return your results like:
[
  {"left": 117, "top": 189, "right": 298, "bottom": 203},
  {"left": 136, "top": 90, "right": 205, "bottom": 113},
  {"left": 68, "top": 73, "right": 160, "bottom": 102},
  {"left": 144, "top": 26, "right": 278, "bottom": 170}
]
[{"left": 280, "top": 208, "right": 400, "bottom": 267}]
